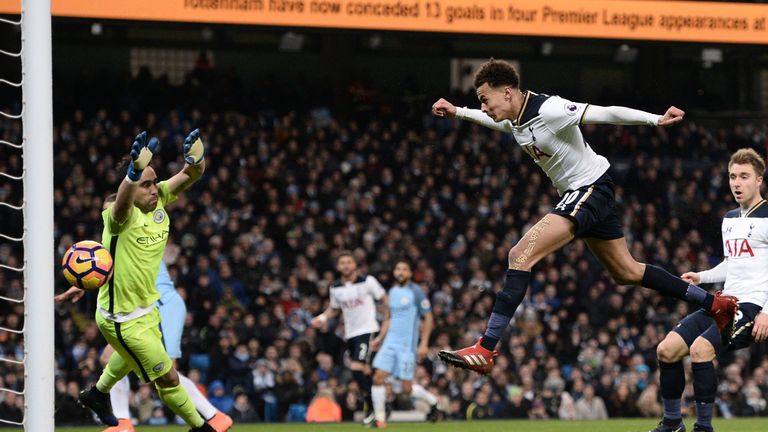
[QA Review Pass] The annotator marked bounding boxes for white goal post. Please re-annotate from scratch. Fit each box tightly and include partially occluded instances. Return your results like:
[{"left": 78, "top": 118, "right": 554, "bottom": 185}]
[{"left": 21, "top": 0, "right": 54, "bottom": 431}]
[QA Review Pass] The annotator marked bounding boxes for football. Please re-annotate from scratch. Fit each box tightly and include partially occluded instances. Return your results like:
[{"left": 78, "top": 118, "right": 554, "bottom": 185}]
[{"left": 61, "top": 240, "right": 114, "bottom": 290}]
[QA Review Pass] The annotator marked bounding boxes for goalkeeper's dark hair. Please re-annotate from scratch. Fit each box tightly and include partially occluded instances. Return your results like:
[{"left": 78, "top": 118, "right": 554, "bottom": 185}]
[{"left": 474, "top": 58, "right": 520, "bottom": 89}]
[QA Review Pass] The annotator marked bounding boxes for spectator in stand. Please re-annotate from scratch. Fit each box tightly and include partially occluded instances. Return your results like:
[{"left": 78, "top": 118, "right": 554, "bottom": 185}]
[{"left": 575, "top": 384, "right": 608, "bottom": 420}]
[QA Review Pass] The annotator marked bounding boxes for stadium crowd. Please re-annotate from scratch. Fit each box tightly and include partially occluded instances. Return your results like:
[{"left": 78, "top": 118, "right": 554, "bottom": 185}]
[{"left": 1, "top": 67, "right": 768, "bottom": 426}]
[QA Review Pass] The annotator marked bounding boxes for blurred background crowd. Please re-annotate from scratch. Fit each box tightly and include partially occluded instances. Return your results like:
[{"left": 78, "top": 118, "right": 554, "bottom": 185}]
[{"left": 1, "top": 65, "right": 768, "bottom": 426}]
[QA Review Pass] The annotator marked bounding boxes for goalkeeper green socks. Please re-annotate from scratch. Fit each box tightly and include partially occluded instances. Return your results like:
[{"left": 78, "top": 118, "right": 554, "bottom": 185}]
[{"left": 156, "top": 382, "right": 204, "bottom": 428}]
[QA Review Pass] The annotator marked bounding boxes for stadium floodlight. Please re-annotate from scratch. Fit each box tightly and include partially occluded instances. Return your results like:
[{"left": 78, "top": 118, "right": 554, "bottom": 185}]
[
  {"left": 614, "top": 44, "right": 638, "bottom": 63},
  {"left": 279, "top": 32, "right": 304, "bottom": 52},
  {"left": 702, "top": 48, "right": 723, "bottom": 68}
]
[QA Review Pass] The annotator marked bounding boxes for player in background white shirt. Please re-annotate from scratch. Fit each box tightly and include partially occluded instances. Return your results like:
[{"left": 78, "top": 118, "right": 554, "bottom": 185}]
[
  {"left": 431, "top": 58, "right": 738, "bottom": 375},
  {"left": 310, "top": 251, "right": 387, "bottom": 426},
  {"left": 650, "top": 149, "right": 768, "bottom": 432}
]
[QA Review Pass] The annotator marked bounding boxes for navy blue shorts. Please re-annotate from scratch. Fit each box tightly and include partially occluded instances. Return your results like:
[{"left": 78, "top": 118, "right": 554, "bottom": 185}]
[
  {"left": 347, "top": 333, "right": 374, "bottom": 365},
  {"left": 673, "top": 302, "right": 762, "bottom": 355},
  {"left": 550, "top": 172, "right": 624, "bottom": 240}
]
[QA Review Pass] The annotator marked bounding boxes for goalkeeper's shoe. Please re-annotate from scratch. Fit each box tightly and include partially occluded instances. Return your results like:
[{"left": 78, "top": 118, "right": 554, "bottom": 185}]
[
  {"left": 709, "top": 291, "right": 738, "bottom": 332},
  {"left": 103, "top": 418, "right": 134, "bottom": 432},
  {"left": 437, "top": 337, "right": 498, "bottom": 375},
  {"left": 692, "top": 424, "right": 714, "bottom": 432},
  {"left": 78, "top": 386, "right": 118, "bottom": 427},
  {"left": 189, "top": 422, "right": 216, "bottom": 432},
  {"left": 649, "top": 419, "right": 686, "bottom": 432}
]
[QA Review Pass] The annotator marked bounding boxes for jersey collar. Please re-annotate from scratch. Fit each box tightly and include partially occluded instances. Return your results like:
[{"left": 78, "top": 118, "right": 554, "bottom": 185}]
[{"left": 514, "top": 90, "right": 532, "bottom": 125}]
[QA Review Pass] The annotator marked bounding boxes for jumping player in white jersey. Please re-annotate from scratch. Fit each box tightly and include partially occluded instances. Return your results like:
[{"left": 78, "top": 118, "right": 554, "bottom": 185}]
[
  {"left": 650, "top": 148, "right": 768, "bottom": 432},
  {"left": 55, "top": 195, "right": 233, "bottom": 432},
  {"left": 369, "top": 260, "right": 441, "bottom": 429},
  {"left": 310, "top": 251, "right": 387, "bottom": 425},
  {"left": 431, "top": 58, "right": 738, "bottom": 374}
]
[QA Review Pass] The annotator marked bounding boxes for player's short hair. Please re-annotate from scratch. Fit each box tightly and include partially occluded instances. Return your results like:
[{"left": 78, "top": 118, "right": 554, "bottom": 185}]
[
  {"left": 729, "top": 148, "right": 766, "bottom": 177},
  {"left": 336, "top": 250, "right": 355, "bottom": 265},
  {"left": 474, "top": 58, "right": 520, "bottom": 89},
  {"left": 394, "top": 259, "right": 412, "bottom": 270}
]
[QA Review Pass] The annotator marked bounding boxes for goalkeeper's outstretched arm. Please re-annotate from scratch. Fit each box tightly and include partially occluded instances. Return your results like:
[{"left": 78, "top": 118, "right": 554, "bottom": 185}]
[
  {"left": 113, "top": 131, "right": 157, "bottom": 225},
  {"left": 168, "top": 128, "right": 206, "bottom": 196}
]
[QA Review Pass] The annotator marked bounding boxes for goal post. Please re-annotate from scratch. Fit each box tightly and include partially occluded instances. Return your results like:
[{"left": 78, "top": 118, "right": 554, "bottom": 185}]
[{"left": 21, "top": 0, "right": 55, "bottom": 430}]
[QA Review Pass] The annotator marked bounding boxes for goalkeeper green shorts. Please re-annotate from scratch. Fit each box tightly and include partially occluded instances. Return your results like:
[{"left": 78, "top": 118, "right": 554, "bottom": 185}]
[{"left": 96, "top": 308, "right": 173, "bottom": 383}]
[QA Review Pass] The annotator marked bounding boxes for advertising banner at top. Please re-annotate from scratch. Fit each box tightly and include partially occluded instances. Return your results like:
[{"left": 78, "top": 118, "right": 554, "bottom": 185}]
[{"left": 2, "top": 0, "right": 768, "bottom": 44}]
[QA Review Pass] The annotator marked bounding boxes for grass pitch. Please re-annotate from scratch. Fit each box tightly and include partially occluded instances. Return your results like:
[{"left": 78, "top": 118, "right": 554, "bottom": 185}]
[{"left": 34, "top": 418, "right": 768, "bottom": 431}]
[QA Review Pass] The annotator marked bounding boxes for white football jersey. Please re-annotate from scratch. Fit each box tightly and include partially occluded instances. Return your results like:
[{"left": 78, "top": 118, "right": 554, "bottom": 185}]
[
  {"left": 720, "top": 202, "right": 768, "bottom": 309},
  {"left": 329, "top": 274, "right": 385, "bottom": 340},
  {"left": 457, "top": 91, "right": 610, "bottom": 195}
]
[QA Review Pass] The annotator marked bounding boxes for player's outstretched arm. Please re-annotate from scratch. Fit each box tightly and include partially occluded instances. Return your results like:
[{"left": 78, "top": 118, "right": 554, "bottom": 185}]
[
  {"left": 582, "top": 105, "right": 684, "bottom": 127},
  {"left": 54, "top": 286, "right": 86, "bottom": 303},
  {"left": 113, "top": 131, "right": 158, "bottom": 224},
  {"left": 168, "top": 128, "right": 206, "bottom": 196},
  {"left": 432, "top": 97, "right": 512, "bottom": 132},
  {"left": 691, "top": 259, "right": 728, "bottom": 285},
  {"left": 431, "top": 98, "right": 458, "bottom": 118}
]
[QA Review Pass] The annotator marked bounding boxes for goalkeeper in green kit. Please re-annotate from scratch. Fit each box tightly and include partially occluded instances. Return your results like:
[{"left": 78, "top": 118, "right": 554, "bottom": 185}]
[{"left": 78, "top": 129, "right": 215, "bottom": 432}]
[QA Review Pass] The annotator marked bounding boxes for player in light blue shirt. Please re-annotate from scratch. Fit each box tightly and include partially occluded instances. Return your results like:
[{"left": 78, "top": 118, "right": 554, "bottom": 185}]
[
  {"left": 155, "top": 260, "right": 186, "bottom": 359},
  {"left": 370, "top": 260, "right": 441, "bottom": 427}
]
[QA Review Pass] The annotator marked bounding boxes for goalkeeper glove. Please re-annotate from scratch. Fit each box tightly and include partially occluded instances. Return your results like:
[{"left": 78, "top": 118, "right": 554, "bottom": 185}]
[
  {"left": 126, "top": 131, "right": 159, "bottom": 182},
  {"left": 183, "top": 128, "right": 205, "bottom": 165}
]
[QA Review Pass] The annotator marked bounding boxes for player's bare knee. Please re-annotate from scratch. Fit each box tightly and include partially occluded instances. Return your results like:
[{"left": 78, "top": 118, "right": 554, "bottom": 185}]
[
  {"left": 657, "top": 339, "right": 685, "bottom": 363},
  {"left": 373, "top": 370, "right": 387, "bottom": 386},
  {"left": 401, "top": 381, "right": 413, "bottom": 395},
  {"left": 508, "top": 244, "right": 533, "bottom": 271},
  {"left": 690, "top": 338, "right": 716, "bottom": 363}
]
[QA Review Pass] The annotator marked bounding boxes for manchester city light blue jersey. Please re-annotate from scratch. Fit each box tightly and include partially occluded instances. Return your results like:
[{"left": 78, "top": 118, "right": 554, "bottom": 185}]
[
  {"left": 383, "top": 282, "right": 431, "bottom": 352},
  {"left": 155, "top": 261, "right": 177, "bottom": 305}
]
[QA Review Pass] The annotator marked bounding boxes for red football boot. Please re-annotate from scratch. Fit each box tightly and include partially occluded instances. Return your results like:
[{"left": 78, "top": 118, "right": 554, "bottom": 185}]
[
  {"left": 437, "top": 337, "right": 498, "bottom": 375},
  {"left": 710, "top": 291, "right": 738, "bottom": 331}
]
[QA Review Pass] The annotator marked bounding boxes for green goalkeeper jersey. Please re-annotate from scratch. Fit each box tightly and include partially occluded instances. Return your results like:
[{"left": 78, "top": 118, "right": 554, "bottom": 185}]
[{"left": 99, "top": 181, "right": 178, "bottom": 315}]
